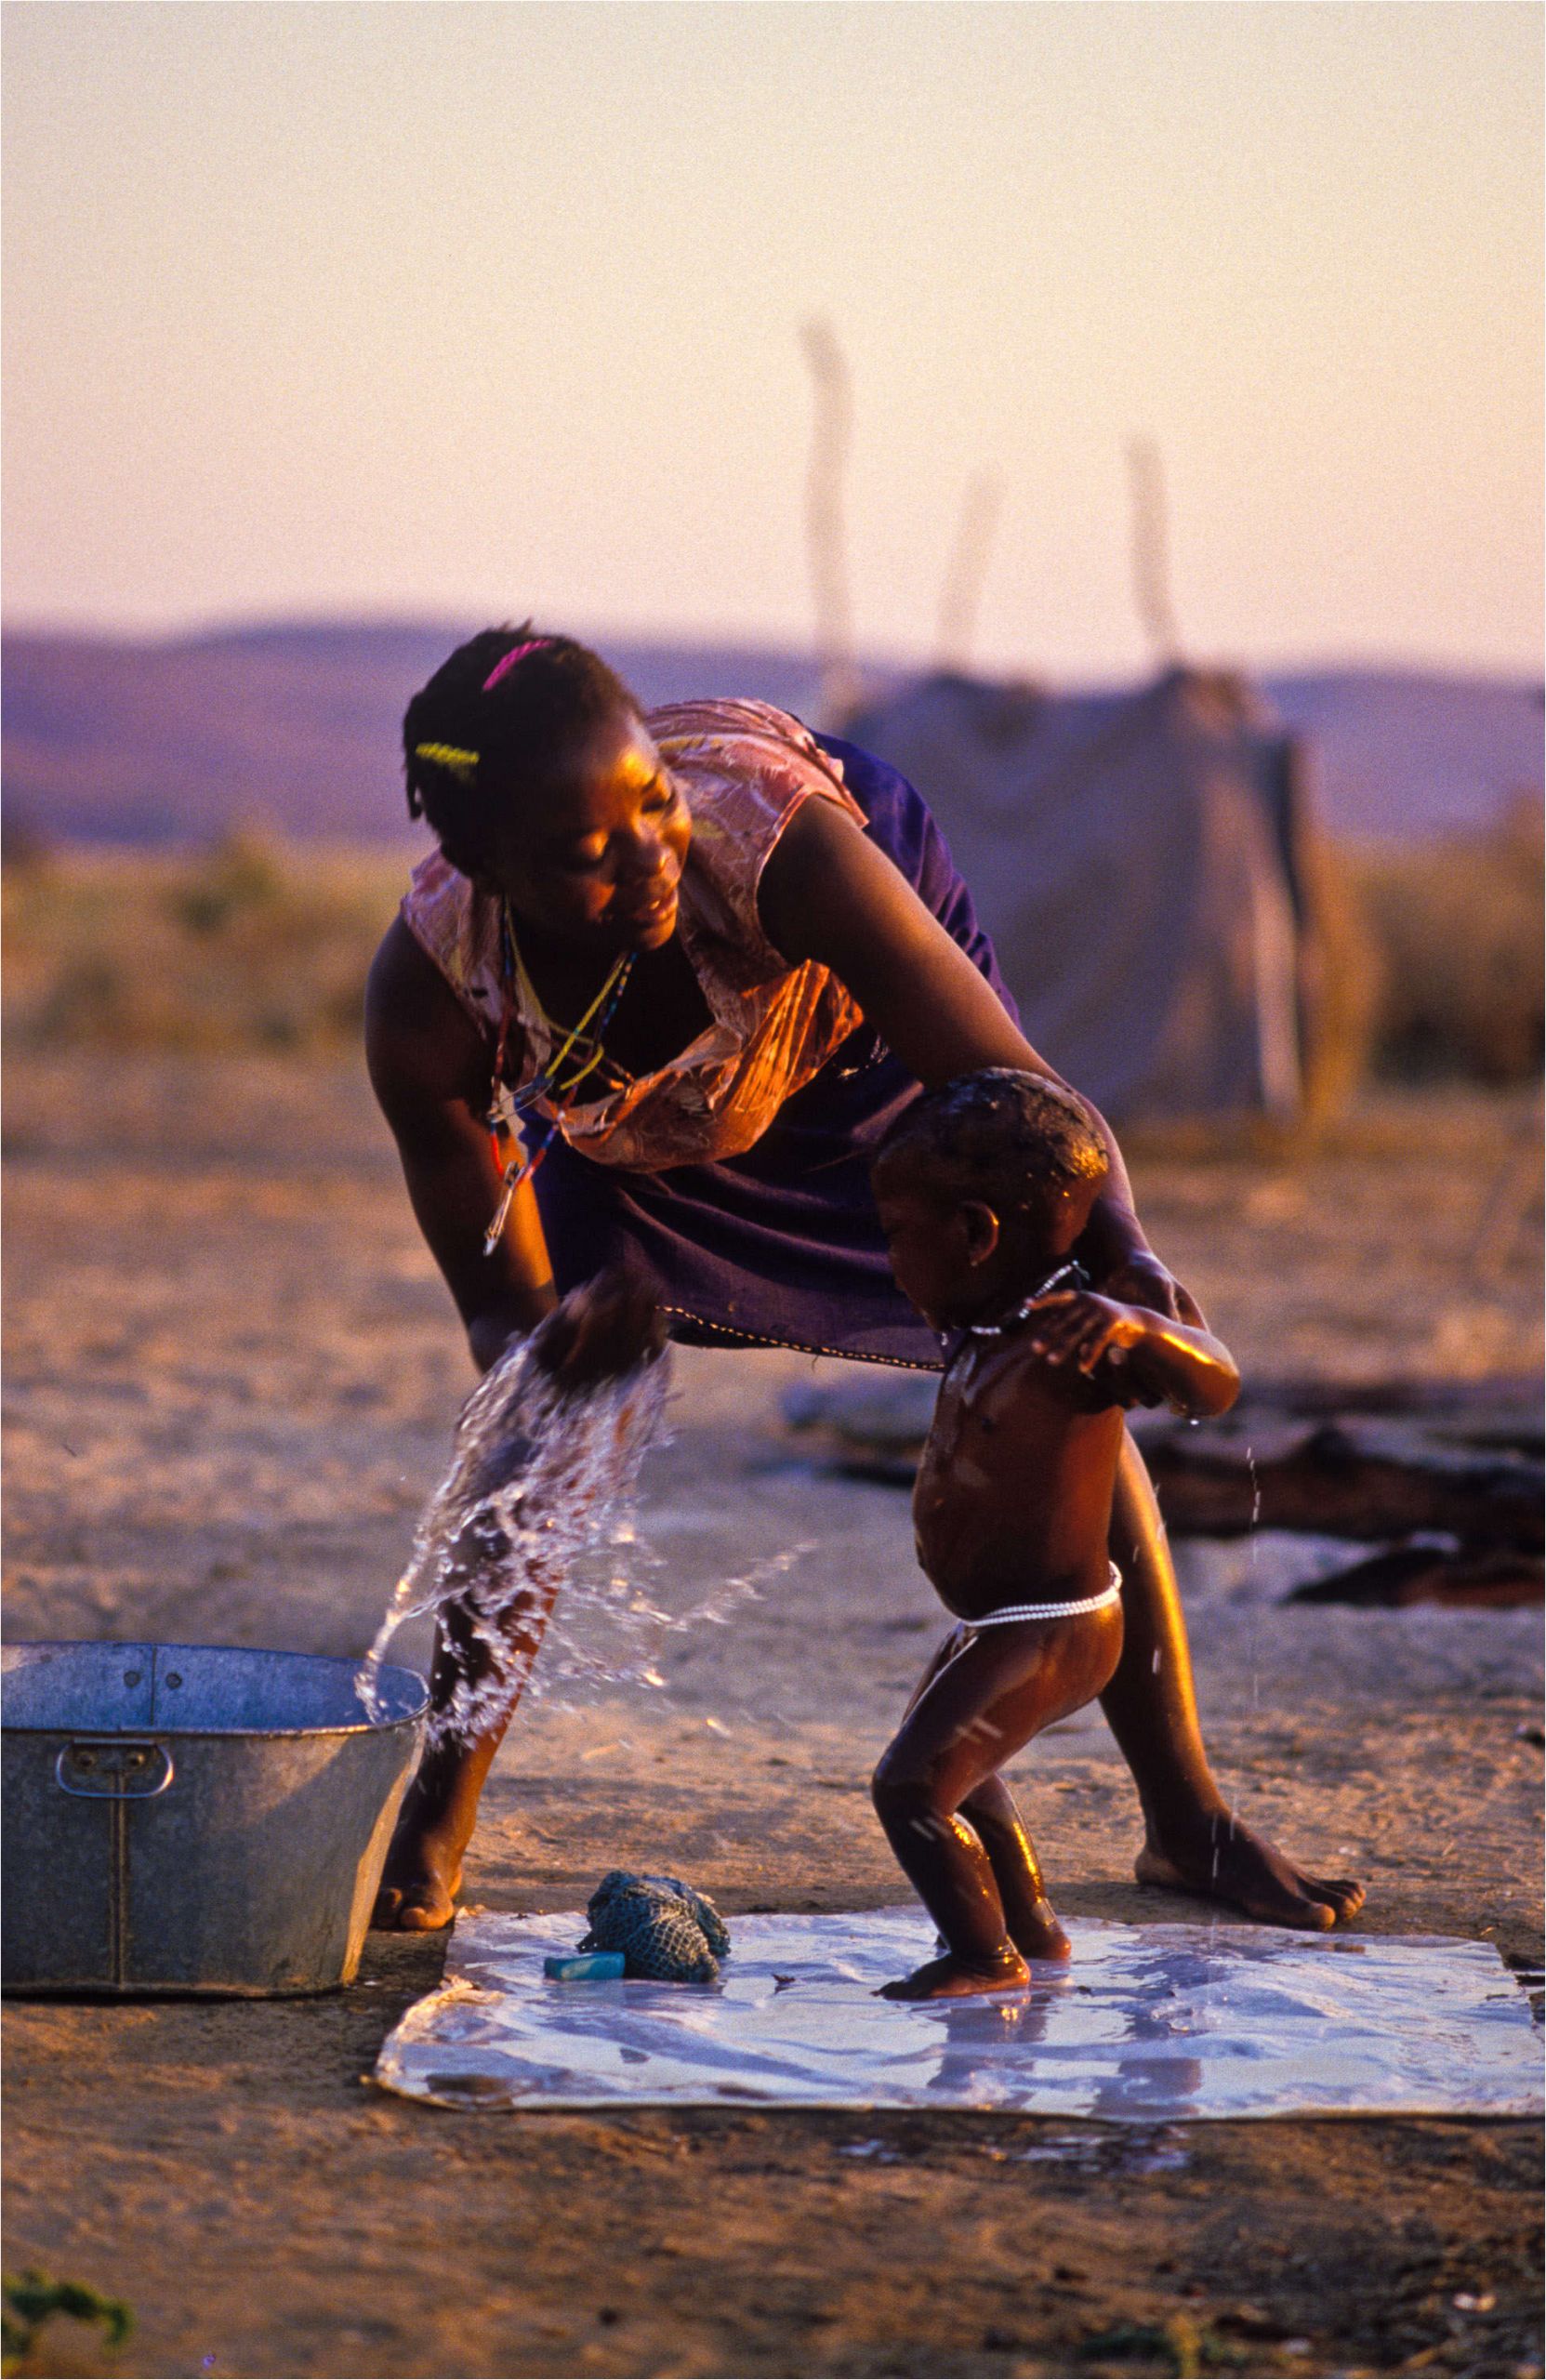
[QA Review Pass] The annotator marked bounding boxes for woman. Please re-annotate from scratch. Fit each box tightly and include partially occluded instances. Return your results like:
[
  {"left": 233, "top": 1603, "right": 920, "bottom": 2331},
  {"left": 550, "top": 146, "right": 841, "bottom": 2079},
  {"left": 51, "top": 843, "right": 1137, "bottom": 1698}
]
[{"left": 365, "top": 624, "right": 1363, "bottom": 1936}]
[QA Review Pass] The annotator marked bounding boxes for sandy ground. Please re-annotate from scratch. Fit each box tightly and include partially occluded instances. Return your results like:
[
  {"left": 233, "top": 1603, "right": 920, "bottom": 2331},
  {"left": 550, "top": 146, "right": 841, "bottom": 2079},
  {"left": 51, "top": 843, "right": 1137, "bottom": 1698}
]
[{"left": 3, "top": 1052, "right": 1541, "bottom": 2380}]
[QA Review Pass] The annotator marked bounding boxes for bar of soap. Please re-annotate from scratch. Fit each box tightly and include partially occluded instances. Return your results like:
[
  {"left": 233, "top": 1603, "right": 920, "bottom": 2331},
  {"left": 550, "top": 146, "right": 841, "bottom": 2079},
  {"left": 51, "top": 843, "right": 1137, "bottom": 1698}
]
[{"left": 544, "top": 1950, "right": 626, "bottom": 1982}]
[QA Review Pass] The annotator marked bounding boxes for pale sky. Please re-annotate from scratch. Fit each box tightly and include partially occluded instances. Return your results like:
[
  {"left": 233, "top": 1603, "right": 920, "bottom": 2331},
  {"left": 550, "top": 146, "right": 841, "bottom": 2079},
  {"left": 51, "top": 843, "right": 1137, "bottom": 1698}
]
[{"left": 4, "top": 1, "right": 1540, "bottom": 678}]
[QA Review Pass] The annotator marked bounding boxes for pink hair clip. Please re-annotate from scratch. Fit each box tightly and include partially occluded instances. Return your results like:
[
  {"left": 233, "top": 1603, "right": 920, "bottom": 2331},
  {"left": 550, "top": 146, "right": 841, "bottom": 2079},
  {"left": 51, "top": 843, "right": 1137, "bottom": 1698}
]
[{"left": 482, "top": 639, "right": 553, "bottom": 693}]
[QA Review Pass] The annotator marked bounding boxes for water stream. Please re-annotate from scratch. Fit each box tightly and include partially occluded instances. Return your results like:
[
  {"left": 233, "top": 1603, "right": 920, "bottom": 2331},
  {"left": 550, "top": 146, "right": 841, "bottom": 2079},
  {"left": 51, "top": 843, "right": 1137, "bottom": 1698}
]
[{"left": 356, "top": 1330, "right": 773, "bottom": 1748}]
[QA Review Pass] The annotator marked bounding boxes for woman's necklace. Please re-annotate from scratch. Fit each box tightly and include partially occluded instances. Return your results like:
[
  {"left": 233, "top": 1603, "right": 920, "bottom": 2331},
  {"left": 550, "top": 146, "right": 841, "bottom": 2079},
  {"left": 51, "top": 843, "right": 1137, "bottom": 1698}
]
[{"left": 482, "top": 902, "right": 636, "bottom": 1255}]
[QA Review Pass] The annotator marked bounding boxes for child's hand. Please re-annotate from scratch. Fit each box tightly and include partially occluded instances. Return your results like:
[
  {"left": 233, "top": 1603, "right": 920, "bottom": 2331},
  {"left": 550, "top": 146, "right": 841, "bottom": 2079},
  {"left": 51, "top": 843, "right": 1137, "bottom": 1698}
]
[
  {"left": 529, "top": 1269, "right": 667, "bottom": 1393},
  {"left": 1024, "top": 1289, "right": 1152, "bottom": 1393}
]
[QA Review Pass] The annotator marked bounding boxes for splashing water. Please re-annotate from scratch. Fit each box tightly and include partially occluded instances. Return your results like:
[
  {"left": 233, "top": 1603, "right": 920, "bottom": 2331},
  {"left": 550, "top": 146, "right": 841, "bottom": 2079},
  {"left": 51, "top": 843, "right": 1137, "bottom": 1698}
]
[{"left": 355, "top": 1333, "right": 799, "bottom": 1749}]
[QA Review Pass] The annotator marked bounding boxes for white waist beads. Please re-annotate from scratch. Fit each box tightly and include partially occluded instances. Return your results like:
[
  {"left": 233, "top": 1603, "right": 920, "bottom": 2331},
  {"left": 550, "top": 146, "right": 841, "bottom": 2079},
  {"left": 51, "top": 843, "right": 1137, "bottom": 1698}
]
[{"left": 965, "top": 1562, "right": 1123, "bottom": 1627}]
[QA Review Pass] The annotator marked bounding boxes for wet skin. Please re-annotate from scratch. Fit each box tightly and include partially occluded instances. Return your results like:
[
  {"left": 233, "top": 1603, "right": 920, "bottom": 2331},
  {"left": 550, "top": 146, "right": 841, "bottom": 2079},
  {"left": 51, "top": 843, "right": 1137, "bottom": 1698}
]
[
  {"left": 873, "top": 1608, "right": 1124, "bottom": 1998},
  {"left": 364, "top": 696, "right": 1368, "bottom": 1935},
  {"left": 871, "top": 1179, "right": 1241, "bottom": 1999}
]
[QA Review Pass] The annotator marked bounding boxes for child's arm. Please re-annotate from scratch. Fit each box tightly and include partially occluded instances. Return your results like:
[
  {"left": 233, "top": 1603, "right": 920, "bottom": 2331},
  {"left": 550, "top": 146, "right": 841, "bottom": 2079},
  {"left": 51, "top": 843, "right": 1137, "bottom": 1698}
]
[{"left": 1024, "top": 1290, "right": 1240, "bottom": 1419}]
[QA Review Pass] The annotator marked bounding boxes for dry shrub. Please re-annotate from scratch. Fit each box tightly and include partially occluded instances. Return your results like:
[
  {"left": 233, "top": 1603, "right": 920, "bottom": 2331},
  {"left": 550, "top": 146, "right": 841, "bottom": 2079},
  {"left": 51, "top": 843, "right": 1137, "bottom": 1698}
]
[
  {"left": 1345, "top": 799, "right": 1543, "bottom": 1083},
  {"left": 2, "top": 831, "right": 412, "bottom": 1052},
  {"left": 1294, "top": 825, "right": 1380, "bottom": 1129},
  {"left": 7, "top": 815, "right": 1539, "bottom": 1092}
]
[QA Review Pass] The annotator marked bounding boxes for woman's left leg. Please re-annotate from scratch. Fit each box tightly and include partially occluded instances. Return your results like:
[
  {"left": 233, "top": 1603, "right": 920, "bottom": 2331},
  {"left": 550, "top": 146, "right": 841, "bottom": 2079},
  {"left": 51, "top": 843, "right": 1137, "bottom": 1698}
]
[{"left": 1103, "top": 1431, "right": 1365, "bottom": 1929}]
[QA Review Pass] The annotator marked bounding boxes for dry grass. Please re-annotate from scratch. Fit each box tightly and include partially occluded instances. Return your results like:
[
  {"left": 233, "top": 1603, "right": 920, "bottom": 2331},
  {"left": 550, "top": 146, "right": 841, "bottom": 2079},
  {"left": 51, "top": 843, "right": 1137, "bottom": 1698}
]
[
  {"left": 4, "top": 821, "right": 1539, "bottom": 1092},
  {"left": 2, "top": 832, "right": 408, "bottom": 1053},
  {"left": 1345, "top": 798, "right": 1543, "bottom": 1085}
]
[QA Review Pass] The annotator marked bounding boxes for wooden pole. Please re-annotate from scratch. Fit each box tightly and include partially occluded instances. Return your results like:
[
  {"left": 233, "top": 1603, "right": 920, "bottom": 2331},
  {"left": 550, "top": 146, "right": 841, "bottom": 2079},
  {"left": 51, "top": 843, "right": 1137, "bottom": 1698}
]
[
  {"left": 800, "top": 318, "right": 864, "bottom": 723},
  {"left": 935, "top": 470, "right": 1003, "bottom": 675},
  {"left": 1126, "top": 434, "right": 1182, "bottom": 668}
]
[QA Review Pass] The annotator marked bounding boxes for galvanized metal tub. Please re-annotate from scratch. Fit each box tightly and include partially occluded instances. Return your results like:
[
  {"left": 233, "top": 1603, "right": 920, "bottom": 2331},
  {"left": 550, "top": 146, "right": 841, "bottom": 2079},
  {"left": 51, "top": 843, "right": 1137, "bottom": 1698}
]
[{"left": 2, "top": 1641, "right": 428, "bottom": 1997}]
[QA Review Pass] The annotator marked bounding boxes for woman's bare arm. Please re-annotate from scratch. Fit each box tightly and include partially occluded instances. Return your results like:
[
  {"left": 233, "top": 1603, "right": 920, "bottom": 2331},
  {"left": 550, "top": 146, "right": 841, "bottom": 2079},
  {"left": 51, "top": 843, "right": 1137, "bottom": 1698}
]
[
  {"left": 759, "top": 797, "right": 1197, "bottom": 1314},
  {"left": 364, "top": 919, "right": 559, "bottom": 1370}
]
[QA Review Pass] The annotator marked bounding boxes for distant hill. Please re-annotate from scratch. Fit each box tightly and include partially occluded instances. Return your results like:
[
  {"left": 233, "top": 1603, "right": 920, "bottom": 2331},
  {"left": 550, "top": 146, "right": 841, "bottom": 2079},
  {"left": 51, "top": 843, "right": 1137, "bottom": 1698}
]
[
  {"left": 1268, "top": 669, "right": 1542, "bottom": 840},
  {"left": 2, "top": 619, "right": 1539, "bottom": 848}
]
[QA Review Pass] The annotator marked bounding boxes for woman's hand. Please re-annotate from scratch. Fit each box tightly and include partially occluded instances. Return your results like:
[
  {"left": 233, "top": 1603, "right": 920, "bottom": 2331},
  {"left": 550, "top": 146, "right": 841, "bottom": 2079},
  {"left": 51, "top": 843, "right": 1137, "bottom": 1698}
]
[
  {"left": 529, "top": 1269, "right": 667, "bottom": 1394},
  {"left": 1094, "top": 1250, "right": 1208, "bottom": 1331}
]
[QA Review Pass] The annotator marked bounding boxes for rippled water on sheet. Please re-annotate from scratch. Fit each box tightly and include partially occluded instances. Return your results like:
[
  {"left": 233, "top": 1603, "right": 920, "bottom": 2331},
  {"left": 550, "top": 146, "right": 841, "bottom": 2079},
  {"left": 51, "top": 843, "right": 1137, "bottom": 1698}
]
[{"left": 376, "top": 1909, "right": 1543, "bottom": 2118}]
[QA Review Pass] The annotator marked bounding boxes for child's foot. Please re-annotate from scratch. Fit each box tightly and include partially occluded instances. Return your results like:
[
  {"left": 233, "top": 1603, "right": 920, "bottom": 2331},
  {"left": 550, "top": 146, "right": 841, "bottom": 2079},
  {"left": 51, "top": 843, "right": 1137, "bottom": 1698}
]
[
  {"left": 1010, "top": 1897, "right": 1072, "bottom": 1960},
  {"left": 371, "top": 1805, "right": 465, "bottom": 1931},
  {"left": 878, "top": 1948, "right": 1032, "bottom": 2001},
  {"left": 1136, "top": 1816, "right": 1364, "bottom": 1931}
]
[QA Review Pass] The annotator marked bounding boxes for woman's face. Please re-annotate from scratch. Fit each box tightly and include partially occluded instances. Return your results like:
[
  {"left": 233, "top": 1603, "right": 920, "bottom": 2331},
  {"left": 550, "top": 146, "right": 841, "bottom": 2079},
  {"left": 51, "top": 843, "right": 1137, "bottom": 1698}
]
[{"left": 472, "top": 708, "right": 692, "bottom": 957}]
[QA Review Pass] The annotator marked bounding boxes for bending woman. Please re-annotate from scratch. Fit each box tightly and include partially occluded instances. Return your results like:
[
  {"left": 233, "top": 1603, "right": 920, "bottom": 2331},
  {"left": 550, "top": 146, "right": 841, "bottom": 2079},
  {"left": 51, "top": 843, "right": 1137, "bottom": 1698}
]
[{"left": 365, "top": 625, "right": 1363, "bottom": 1936}]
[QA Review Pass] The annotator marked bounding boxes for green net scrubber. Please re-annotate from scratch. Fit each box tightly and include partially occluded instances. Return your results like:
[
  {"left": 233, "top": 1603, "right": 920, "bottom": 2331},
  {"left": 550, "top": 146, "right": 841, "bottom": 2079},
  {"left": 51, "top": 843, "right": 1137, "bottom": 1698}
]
[{"left": 578, "top": 1870, "right": 731, "bottom": 1983}]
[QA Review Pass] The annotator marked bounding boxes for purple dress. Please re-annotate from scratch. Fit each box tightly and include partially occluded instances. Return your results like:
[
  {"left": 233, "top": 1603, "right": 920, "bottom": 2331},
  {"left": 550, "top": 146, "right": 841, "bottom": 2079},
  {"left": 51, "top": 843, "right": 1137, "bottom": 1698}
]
[{"left": 532, "top": 734, "right": 1017, "bottom": 1370}]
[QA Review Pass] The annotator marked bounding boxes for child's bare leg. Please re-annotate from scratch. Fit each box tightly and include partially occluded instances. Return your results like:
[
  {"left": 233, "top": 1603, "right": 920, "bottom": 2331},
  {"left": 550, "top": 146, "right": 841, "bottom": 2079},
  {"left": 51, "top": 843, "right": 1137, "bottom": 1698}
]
[
  {"left": 1105, "top": 1435, "right": 1364, "bottom": 1930},
  {"left": 958, "top": 1774, "right": 1070, "bottom": 1959},
  {"left": 889, "top": 1629, "right": 1052, "bottom": 1977},
  {"left": 873, "top": 1801, "right": 1027, "bottom": 2001},
  {"left": 872, "top": 1616, "right": 1116, "bottom": 1998}
]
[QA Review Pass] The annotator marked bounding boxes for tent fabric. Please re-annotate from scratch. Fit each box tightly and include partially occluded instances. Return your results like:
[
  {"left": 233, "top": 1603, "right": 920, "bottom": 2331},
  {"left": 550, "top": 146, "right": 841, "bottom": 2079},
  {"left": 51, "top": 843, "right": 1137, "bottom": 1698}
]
[{"left": 845, "top": 667, "right": 1312, "bottom": 1122}]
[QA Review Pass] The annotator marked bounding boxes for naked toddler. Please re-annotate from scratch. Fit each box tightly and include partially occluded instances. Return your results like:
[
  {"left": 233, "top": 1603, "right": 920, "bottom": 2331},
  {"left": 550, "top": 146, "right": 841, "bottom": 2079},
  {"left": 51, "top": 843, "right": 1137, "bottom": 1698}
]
[{"left": 869, "top": 1069, "right": 1241, "bottom": 2001}]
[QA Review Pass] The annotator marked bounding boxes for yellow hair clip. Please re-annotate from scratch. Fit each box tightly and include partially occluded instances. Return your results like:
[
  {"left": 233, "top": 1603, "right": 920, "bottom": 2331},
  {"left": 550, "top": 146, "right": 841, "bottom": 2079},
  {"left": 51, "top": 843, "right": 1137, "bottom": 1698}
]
[{"left": 414, "top": 742, "right": 480, "bottom": 782}]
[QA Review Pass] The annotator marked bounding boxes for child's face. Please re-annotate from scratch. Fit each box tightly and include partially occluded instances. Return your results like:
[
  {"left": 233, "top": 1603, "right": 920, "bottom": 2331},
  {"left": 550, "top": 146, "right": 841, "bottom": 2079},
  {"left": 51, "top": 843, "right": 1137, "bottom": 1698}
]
[
  {"left": 875, "top": 1185, "right": 1008, "bottom": 1329},
  {"left": 876, "top": 1171, "right": 1088, "bottom": 1330}
]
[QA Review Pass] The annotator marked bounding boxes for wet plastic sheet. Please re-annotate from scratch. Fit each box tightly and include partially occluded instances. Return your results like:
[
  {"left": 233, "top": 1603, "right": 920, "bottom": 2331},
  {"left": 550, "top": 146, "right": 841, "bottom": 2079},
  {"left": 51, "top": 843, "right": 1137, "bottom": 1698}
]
[{"left": 374, "top": 1909, "right": 1542, "bottom": 2118}]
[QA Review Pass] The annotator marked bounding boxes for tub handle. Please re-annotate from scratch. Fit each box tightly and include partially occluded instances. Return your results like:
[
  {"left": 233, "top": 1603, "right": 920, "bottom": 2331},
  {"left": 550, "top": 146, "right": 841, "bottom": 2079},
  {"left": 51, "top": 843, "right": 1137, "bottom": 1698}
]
[{"left": 55, "top": 1740, "right": 175, "bottom": 1799}]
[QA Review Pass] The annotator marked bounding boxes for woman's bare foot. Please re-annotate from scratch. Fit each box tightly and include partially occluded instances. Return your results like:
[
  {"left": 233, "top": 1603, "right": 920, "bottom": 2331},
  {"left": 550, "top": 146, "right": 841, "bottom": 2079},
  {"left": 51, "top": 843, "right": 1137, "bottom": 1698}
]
[
  {"left": 372, "top": 1703, "right": 512, "bottom": 1932},
  {"left": 371, "top": 1798, "right": 467, "bottom": 1931},
  {"left": 1135, "top": 1813, "right": 1365, "bottom": 1931},
  {"left": 879, "top": 1948, "right": 1031, "bottom": 2001}
]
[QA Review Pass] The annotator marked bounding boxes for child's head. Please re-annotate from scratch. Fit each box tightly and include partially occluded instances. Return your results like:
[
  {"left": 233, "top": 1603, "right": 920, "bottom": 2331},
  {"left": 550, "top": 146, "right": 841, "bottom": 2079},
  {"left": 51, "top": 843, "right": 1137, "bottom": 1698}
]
[{"left": 871, "top": 1068, "right": 1108, "bottom": 1328}]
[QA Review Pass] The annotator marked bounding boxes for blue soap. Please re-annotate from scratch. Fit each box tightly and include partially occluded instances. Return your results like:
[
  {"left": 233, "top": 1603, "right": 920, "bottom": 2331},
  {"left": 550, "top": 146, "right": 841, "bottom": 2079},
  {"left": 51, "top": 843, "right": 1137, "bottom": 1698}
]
[{"left": 544, "top": 1950, "right": 627, "bottom": 1982}]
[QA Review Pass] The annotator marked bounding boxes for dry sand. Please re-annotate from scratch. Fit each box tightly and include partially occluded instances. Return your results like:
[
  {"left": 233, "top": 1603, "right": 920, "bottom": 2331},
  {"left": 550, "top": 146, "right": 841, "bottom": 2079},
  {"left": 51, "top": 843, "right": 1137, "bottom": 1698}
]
[{"left": 3, "top": 1053, "right": 1540, "bottom": 2380}]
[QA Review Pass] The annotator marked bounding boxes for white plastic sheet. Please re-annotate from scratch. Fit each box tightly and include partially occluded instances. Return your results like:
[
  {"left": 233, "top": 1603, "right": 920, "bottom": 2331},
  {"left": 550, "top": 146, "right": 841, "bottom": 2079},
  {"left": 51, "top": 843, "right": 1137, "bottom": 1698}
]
[{"left": 374, "top": 1908, "right": 1541, "bottom": 2119}]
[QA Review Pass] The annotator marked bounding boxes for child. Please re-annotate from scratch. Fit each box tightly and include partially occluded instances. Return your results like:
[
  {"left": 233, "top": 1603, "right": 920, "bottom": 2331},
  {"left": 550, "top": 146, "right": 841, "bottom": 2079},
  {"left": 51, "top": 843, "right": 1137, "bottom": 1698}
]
[{"left": 868, "top": 1068, "right": 1240, "bottom": 2001}]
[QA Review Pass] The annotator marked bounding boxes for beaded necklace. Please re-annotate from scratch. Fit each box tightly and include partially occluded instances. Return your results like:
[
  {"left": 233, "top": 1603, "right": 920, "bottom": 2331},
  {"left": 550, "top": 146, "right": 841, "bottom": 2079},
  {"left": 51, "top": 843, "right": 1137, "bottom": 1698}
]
[
  {"left": 963, "top": 1257, "right": 1088, "bottom": 1336},
  {"left": 938, "top": 1258, "right": 1089, "bottom": 1362},
  {"left": 482, "top": 899, "right": 636, "bottom": 1254}
]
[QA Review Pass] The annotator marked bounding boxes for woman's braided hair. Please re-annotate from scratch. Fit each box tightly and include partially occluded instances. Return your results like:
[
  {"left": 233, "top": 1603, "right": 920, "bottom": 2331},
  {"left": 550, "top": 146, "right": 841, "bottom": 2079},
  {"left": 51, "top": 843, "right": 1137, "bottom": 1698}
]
[{"left": 403, "top": 624, "right": 638, "bottom": 876}]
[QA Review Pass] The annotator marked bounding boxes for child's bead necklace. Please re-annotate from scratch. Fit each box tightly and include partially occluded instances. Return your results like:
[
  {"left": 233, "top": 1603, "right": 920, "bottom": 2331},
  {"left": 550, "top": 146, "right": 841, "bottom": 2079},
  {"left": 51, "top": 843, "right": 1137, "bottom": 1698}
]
[
  {"left": 963, "top": 1258, "right": 1087, "bottom": 1336},
  {"left": 939, "top": 1258, "right": 1089, "bottom": 1361}
]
